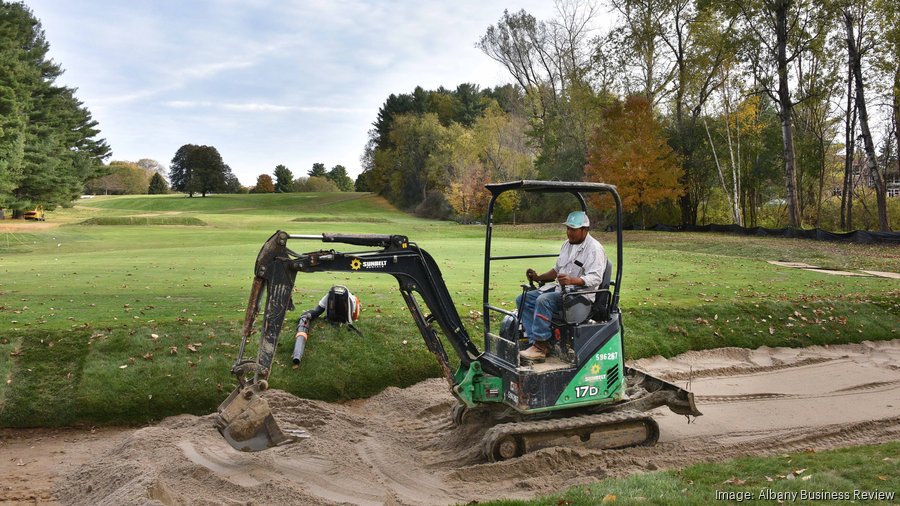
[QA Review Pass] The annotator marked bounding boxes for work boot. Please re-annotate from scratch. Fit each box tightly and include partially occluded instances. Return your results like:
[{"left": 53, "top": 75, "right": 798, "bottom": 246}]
[{"left": 519, "top": 340, "right": 550, "bottom": 361}]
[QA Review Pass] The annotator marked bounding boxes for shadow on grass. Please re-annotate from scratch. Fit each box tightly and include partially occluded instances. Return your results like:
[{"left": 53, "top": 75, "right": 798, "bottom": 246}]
[{"left": 0, "top": 330, "right": 91, "bottom": 426}]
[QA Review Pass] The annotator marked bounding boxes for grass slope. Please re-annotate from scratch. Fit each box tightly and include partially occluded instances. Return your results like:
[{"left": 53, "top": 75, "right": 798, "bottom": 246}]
[
  {"left": 0, "top": 192, "right": 897, "bottom": 427},
  {"left": 485, "top": 442, "right": 899, "bottom": 505}
]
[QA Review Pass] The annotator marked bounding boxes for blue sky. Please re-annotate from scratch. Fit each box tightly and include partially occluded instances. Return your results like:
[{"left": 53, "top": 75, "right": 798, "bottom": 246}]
[{"left": 25, "top": 0, "right": 562, "bottom": 186}]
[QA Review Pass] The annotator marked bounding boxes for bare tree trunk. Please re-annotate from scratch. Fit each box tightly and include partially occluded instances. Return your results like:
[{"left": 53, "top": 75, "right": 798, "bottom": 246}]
[
  {"left": 895, "top": 69, "right": 900, "bottom": 183},
  {"left": 841, "top": 60, "right": 854, "bottom": 230},
  {"left": 845, "top": 10, "right": 890, "bottom": 231},
  {"left": 776, "top": 1, "right": 801, "bottom": 228},
  {"left": 815, "top": 136, "right": 826, "bottom": 227}
]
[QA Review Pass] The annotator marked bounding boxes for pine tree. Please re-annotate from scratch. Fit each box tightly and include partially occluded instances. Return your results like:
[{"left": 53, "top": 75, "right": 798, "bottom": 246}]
[
  {"left": 308, "top": 163, "right": 327, "bottom": 177},
  {"left": 0, "top": 3, "right": 109, "bottom": 210},
  {"left": 148, "top": 172, "right": 169, "bottom": 194},
  {"left": 273, "top": 164, "right": 293, "bottom": 192},
  {"left": 326, "top": 165, "right": 353, "bottom": 191}
]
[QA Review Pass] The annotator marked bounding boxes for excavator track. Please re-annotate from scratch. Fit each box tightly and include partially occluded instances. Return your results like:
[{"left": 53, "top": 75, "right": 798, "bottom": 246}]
[{"left": 481, "top": 410, "right": 659, "bottom": 462}]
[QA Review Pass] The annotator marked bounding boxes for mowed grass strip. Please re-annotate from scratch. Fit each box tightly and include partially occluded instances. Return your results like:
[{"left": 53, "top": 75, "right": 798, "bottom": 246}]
[
  {"left": 482, "top": 442, "right": 899, "bottom": 506},
  {"left": 0, "top": 192, "right": 897, "bottom": 426},
  {"left": 79, "top": 216, "right": 207, "bottom": 226}
]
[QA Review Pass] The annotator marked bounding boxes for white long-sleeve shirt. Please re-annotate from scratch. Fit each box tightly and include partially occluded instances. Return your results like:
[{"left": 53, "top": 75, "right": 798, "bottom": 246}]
[{"left": 550, "top": 234, "right": 607, "bottom": 301}]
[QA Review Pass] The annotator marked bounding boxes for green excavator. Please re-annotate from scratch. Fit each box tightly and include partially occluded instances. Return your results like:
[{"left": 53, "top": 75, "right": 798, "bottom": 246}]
[{"left": 215, "top": 181, "right": 701, "bottom": 461}]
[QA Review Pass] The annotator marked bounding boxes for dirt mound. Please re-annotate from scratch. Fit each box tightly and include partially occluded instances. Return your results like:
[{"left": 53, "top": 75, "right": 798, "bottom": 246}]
[{"left": 57, "top": 340, "right": 900, "bottom": 505}]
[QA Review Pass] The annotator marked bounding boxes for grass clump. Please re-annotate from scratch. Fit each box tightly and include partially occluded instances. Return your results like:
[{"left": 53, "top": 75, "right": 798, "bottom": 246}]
[
  {"left": 291, "top": 216, "right": 389, "bottom": 223},
  {"left": 79, "top": 216, "right": 207, "bottom": 226}
]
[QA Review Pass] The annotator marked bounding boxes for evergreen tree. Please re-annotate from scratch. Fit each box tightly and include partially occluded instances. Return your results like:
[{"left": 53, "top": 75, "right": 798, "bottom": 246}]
[
  {"left": 273, "top": 164, "right": 293, "bottom": 192},
  {"left": 308, "top": 162, "right": 327, "bottom": 177},
  {"left": 0, "top": 3, "right": 109, "bottom": 210},
  {"left": 148, "top": 172, "right": 168, "bottom": 194},
  {"left": 326, "top": 164, "right": 353, "bottom": 191}
]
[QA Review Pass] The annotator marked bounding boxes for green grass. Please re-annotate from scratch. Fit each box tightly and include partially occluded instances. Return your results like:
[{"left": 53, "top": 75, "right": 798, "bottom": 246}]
[
  {"left": 482, "top": 442, "right": 899, "bottom": 505},
  {"left": 0, "top": 192, "right": 897, "bottom": 427}
]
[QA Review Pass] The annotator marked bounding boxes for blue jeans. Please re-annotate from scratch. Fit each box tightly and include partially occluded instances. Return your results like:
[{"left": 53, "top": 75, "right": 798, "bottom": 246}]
[{"left": 515, "top": 289, "right": 560, "bottom": 343}]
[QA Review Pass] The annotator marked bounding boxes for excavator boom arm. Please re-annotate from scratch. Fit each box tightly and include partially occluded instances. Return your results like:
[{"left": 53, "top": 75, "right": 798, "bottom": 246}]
[{"left": 216, "top": 231, "right": 483, "bottom": 451}]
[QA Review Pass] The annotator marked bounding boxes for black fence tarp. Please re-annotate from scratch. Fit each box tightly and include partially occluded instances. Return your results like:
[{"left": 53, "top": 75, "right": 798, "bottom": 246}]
[{"left": 643, "top": 224, "right": 900, "bottom": 245}]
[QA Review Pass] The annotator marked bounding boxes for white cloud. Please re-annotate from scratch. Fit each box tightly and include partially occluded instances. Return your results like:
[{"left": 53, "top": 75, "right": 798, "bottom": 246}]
[{"left": 26, "top": 0, "right": 563, "bottom": 184}]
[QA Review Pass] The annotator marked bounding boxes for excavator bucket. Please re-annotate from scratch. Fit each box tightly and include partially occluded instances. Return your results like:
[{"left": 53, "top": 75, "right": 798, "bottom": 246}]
[{"left": 215, "top": 382, "right": 309, "bottom": 452}]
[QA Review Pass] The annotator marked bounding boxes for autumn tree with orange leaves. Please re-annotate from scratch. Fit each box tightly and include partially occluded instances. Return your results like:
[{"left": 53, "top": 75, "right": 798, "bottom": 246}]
[{"left": 585, "top": 96, "right": 683, "bottom": 228}]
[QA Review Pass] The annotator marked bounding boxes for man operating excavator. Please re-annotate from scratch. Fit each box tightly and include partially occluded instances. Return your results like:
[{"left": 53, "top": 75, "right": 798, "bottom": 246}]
[{"left": 518, "top": 210, "right": 607, "bottom": 361}]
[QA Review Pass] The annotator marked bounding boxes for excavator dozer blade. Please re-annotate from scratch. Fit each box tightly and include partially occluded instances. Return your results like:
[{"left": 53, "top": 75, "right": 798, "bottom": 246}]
[
  {"left": 623, "top": 366, "right": 703, "bottom": 417},
  {"left": 215, "top": 383, "right": 309, "bottom": 452}
]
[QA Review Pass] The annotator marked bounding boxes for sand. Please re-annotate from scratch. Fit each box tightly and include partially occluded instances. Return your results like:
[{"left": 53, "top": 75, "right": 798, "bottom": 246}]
[{"left": 4, "top": 340, "right": 898, "bottom": 505}]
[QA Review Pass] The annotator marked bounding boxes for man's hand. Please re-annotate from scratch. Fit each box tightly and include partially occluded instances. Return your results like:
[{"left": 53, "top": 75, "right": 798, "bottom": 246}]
[
  {"left": 526, "top": 268, "right": 537, "bottom": 282},
  {"left": 557, "top": 274, "right": 581, "bottom": 286}
]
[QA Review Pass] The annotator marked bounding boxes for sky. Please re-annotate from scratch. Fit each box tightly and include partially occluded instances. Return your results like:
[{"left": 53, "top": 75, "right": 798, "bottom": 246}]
[{"left": 24, "top": 0, "right": 566, "bottom": 186}]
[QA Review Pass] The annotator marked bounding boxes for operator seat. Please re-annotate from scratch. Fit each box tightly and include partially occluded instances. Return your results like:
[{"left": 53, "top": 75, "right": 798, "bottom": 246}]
[{"left": 559, "top": 259, "right": 613, "bottom": 325}]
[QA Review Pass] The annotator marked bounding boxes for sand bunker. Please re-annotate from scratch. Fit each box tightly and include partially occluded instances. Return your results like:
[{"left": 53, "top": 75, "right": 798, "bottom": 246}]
[
  {"left": 58, "top": 340, "right": 900, "bottom": 505},
  {"left": 767, "top": 260, "right": 900, "bottom": 278}
]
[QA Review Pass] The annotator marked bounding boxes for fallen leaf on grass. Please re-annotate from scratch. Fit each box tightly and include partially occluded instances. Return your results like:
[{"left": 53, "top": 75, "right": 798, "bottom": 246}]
[
  {"left": 601, "top": 494, "right": 616, "bottom": 504},
  {"left": 769, "top": 327, "right": 775, "bottom": 335},
  {"left": 801, "top": 475, "right": 812, "bottom": 481},
  {"left": 119, "top": 365, "right": 128, "bottom": 369},
  {"left": 142, "top": 352, "right": 153, "bottom": 361},
  {"left": 150, "top": 333, "right": 159, "bottom": 340},
  {"left": 169, "top": 346, "right": 178, "bottom": 355},
  {"left": 877, "top": 475, "right": 888, "bottom": 481},
  {"left": 724, "top": 476, "right": 746, "bottom": 485}
]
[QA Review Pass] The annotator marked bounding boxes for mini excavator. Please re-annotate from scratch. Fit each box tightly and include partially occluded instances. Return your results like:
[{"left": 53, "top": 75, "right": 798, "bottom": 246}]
[{"left": 215, "top": 181, "right": 701, "bottom": 461}]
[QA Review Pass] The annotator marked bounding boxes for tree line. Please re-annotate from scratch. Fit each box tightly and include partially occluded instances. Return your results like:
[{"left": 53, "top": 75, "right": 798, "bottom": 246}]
[
  {"left": 85, "top": 147, "right": 360, "bottom": 197},
  {"left": 253, "top": 162, "right": 355, "bottom": 193},
  {"left": 358, "top": 0, "right": 899, "bottom": 231},
  {"left": 162, "top": 142, "right": 358, "bottom": 196},
  {"left": 0, "top": 2, "right": 109, "bottom": 215}
]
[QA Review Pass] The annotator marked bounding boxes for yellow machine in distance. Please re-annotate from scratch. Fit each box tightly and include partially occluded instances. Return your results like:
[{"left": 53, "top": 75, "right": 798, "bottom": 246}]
[{"left": 22, "top": 205, "right": 45, "bottom": 221}]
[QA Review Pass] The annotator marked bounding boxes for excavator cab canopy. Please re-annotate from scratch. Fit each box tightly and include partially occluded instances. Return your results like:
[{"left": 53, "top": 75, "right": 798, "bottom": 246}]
[{"left": 481, "top": 180, "right": 624, "bottom": 339}]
